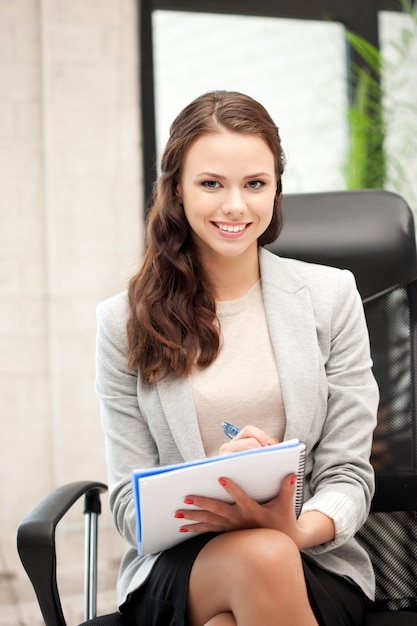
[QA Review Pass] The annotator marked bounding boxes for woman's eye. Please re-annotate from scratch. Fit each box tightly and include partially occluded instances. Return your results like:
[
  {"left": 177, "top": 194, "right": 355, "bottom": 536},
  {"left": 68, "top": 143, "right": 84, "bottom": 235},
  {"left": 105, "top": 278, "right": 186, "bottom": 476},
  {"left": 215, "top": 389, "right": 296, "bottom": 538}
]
[
  {"left": 202, "top": 181, "right": 220, "bottom": 190},
  {"left": 246, "top": 180, "right": 264, "bottom": 190}
]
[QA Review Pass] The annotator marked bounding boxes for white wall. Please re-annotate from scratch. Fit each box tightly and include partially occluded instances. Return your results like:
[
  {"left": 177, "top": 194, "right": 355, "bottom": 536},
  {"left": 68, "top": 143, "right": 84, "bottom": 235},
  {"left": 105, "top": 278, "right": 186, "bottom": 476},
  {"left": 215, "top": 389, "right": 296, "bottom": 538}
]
[{"left": 0, "top": 0, "right": 143, "bottom": 622}]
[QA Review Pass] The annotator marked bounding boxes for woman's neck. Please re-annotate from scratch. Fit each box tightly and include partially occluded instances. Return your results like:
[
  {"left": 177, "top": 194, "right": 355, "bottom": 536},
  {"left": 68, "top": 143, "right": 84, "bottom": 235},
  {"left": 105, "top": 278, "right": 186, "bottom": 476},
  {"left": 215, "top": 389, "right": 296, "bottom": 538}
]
[{"left": 204, "top": 252, "right": 261, "bottom": 302}]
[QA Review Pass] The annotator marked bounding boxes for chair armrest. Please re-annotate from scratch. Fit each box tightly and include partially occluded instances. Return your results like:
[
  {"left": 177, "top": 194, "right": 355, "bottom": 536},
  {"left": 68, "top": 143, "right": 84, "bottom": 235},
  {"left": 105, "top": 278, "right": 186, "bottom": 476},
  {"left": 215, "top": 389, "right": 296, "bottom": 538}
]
[{"left": 17, "top": 480, "right": 108, "bottom": 626}]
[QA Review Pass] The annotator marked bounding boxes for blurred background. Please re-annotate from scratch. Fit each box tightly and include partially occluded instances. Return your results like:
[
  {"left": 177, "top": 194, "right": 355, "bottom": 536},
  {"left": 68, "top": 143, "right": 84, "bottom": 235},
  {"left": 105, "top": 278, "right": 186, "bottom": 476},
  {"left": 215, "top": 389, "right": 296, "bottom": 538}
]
[{"left": 0, "top": 1, "right": 416, "bottom": 624}]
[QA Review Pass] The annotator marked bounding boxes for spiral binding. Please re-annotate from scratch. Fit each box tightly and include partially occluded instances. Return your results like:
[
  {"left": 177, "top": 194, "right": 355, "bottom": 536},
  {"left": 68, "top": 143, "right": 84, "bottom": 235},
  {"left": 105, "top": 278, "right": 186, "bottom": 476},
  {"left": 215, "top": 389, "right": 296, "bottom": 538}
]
[{"left": 295, "top": 444, "right": 306, "bottom": 518}]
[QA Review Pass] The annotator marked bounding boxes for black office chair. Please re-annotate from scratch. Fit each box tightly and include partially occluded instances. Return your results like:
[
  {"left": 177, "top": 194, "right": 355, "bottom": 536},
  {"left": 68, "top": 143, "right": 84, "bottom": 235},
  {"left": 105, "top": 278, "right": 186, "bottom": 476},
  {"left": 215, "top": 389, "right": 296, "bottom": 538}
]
[{"left": 17, "top": 189, "right": 417, "bottom": 625}]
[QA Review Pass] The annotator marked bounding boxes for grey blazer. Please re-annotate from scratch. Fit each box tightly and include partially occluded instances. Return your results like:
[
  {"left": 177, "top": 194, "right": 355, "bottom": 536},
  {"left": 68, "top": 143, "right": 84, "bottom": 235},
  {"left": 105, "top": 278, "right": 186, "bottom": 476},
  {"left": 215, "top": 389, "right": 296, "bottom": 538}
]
[{"left": 96, "top": 247, "right": 379, "bottom": 607}]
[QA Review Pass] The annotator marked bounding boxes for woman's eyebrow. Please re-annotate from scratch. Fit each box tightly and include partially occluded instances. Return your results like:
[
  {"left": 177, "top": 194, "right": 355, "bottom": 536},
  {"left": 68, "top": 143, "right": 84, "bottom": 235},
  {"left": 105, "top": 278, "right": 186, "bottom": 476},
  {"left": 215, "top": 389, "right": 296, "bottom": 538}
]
[
  {"left": 195, "top": 171, "right": 272, "bottom": 179},
  {"left": 243, "top": 172, "right": 272, "bottom": 179},
  {"left": 195, "top": 171, "right": 226, "bottom": 179}
]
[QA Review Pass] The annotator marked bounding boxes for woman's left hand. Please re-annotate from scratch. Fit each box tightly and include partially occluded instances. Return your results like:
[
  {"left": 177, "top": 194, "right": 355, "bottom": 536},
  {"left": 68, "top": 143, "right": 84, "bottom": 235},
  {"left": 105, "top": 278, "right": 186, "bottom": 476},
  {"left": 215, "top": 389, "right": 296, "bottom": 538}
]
[{"left": 174, "top": 473, "right": 309, "bottom": 548}]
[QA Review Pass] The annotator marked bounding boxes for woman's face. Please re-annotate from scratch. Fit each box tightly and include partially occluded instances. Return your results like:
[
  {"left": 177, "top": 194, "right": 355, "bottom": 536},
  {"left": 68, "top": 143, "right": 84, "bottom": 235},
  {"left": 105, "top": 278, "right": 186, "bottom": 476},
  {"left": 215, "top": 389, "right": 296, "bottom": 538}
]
[{"left": 176, "top": 129, "right": 277, "bottom": 266}]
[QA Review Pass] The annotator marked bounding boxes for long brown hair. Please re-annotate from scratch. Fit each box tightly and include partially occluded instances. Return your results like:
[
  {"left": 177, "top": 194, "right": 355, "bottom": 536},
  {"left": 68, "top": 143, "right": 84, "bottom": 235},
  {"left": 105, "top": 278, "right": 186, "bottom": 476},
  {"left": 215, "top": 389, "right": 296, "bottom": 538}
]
[{"left": 127, "top": 91, "right": 285, "bottom": 383}]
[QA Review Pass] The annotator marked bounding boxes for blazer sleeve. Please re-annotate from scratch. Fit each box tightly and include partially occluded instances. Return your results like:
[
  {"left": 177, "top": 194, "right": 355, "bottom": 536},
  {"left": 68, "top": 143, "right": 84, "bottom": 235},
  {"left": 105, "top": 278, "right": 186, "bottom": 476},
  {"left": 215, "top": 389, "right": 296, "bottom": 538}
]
[
  {"left": 96, "top": 294, "right": 159, "bottom": 550},
  {"left": 302, "top": 269, "right": 379, "bottom": 553}
]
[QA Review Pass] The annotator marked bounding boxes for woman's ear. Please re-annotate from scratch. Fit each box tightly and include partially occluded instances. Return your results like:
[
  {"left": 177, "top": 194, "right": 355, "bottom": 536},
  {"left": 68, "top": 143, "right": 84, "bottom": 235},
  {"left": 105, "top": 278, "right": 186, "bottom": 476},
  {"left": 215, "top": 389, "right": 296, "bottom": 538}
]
[{"left": 175, "top": 183, "right": 182, "bottom": 200}]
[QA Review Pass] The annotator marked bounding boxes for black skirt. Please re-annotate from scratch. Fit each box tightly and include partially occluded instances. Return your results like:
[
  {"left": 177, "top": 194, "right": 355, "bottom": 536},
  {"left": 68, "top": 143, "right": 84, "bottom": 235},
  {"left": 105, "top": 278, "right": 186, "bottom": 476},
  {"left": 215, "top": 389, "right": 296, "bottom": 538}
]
[{"left": 122, "top": 532, "right": 367, "bottom": 626}]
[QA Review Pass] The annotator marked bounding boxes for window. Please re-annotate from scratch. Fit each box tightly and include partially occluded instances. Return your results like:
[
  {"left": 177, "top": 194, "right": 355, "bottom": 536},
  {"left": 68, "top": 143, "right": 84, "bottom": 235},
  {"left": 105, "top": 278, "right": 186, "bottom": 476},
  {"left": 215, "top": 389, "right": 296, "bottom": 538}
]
[
  {"left": 379, "top": 10, "right": 417, "bottom": 207},
  {"left": 153, "top": 10, "right": 347, "bottom": 194},
  {"left": 140, "top": 1, "right": 410, "bottom": 206}
]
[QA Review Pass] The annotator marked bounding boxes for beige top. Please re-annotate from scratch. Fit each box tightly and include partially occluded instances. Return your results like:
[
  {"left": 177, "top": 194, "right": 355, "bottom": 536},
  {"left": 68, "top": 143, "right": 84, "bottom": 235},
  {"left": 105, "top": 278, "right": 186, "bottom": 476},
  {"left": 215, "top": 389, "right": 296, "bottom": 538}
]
[{"left": 192, "top": 280, "right": 286, "bottom": 457}]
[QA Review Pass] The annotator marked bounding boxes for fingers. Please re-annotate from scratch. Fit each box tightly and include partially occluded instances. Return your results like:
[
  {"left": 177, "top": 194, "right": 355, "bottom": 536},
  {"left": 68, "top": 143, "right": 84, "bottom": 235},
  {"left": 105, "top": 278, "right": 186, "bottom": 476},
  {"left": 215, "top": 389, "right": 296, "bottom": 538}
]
[
  {"left": 174, "top": 508, "right": 229, "bottom": 533},
  {"left": 216, "top": 476, "right": 255, "bottom": 509},
  {"left": 174, "top": 473, "right": 297, "bottom": 535},
  {"left": 175, "top": 478, "right": 260, "bottom": 533},
  {"left": 174, "top": 499, "right": 233, "bottom": 533},
  {"left": 266, "top": 472, "right": 297, "bottom": 504},
  {"left": 174, "top": 490, "right": 232, "bottom": 532},
  {"left": 219, "top": 425, "right": 279, "bottom": 454},
  {"left": 235, "top": 425, "right": 279, "bottom": 447},
  {"left": 280, "top": 473, "right": 298, "bottom": 501},
  {"left": 176, "top": 478, "right": 264, "bottom": 533}
]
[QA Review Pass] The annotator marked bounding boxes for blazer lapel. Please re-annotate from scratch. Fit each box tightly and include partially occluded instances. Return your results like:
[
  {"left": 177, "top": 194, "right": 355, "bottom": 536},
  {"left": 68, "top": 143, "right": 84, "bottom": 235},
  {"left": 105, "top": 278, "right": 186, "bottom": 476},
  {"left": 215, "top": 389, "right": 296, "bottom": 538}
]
[
  {"left": 260, "top": 249, "right": 319, "bottom": 444},
  {"left": 156, "top": 375, "right": 206, "bottom": 462}
]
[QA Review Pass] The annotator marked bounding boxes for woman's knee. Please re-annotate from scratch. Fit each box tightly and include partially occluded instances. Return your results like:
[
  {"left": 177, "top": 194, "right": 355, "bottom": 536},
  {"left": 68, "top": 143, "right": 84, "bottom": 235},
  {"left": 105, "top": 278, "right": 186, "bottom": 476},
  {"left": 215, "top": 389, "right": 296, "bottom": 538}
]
[
  {"left": 188, "top": 529, "right": 303, "bottom": 625},
  {"left": 192, "top": 528, "right": 299, "bottom": 589},
  {"left": 243, "top": 527, "right": 297, "bottom": 557},
  {"left": 235, "top": 528, "right": 302, "bottom": 585}
]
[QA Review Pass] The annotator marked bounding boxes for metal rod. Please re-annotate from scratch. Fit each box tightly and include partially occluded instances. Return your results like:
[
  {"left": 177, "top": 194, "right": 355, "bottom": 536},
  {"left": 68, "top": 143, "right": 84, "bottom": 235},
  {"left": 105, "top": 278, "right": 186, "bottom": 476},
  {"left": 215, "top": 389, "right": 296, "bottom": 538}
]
[{"left": 84, "top": 511, "right": 99, "bottom": 620}]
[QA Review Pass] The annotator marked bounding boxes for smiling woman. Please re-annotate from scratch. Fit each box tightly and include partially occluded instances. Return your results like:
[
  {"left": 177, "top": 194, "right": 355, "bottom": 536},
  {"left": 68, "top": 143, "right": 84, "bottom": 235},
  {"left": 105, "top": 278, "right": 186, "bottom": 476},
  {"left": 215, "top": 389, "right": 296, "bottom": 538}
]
[{"left": 96, "top": 90, "right": 379, "bottom": 626}]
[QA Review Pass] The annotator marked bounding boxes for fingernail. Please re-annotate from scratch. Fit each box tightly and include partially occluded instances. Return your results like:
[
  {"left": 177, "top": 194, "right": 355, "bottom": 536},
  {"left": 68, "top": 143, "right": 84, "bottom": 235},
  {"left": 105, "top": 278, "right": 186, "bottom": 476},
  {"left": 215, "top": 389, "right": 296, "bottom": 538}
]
[
  {"left": 184, "top": 497, "right": 194, "bottom": 505},
  {"left": 219, "top": 477, "right": 227, "bottom": 486},
  {"left": 179, "top": 527, "right": 189, "bottom": 533},
  {"left": 290, "top": 475, "right": 298, "bottom": 485},
  {"left": 174, "top": 512, "right": 184, "bottom": 518},
  {"left": 267, "top": 438, "right": 278, "bottom": 446}
]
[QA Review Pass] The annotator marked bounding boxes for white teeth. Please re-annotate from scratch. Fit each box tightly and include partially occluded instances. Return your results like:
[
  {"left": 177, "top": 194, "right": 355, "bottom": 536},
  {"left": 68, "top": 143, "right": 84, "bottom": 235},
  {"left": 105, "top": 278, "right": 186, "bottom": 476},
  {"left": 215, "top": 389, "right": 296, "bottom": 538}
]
[{"left": 217, "top": 223, "right": 246, "bottom": 233}]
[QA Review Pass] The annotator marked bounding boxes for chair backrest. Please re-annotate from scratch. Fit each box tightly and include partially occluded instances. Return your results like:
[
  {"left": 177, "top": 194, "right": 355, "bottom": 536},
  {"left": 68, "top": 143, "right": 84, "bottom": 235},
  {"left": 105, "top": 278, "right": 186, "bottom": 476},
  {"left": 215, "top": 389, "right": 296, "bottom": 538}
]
[{"left": 267, "top": 189, "right": 417, "bottom": 611}]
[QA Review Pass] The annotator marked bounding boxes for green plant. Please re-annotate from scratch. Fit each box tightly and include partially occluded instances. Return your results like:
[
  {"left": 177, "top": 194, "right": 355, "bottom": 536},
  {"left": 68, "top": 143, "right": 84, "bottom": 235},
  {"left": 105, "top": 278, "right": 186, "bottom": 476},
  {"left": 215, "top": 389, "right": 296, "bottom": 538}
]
[{"left": 344, "top": 0, "right": 417, "bottom": 207}]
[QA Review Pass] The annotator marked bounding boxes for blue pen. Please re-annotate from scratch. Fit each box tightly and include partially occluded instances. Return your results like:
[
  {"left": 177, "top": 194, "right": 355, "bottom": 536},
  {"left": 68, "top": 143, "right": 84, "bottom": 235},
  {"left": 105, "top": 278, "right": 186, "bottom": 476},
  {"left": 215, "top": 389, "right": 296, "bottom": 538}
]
[{"left": 222, "top": 421, "right": 241, "bottom": 439}]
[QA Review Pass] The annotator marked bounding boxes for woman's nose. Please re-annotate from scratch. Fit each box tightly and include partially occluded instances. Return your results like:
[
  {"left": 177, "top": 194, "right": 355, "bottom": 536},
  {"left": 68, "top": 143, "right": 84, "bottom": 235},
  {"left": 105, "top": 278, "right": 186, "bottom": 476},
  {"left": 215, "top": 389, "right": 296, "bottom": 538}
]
[{"left": 221, "top": 188, "right": 247, "bottom": 216}]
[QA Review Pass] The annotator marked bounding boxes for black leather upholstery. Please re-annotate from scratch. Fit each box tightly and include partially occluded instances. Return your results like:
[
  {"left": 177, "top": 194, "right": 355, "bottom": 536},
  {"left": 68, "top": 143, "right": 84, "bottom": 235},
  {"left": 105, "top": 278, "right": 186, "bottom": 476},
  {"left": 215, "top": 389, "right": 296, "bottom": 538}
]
[{"left": 269, "top": 189, "right": 417, "bottom": 301}]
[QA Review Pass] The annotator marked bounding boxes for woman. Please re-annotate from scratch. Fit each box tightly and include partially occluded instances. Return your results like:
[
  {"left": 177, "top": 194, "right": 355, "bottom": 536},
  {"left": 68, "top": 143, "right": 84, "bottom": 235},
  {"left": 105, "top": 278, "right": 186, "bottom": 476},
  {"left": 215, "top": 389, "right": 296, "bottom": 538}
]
[{"left": 96, "top": 90, "right": 379, "bottom": 625}]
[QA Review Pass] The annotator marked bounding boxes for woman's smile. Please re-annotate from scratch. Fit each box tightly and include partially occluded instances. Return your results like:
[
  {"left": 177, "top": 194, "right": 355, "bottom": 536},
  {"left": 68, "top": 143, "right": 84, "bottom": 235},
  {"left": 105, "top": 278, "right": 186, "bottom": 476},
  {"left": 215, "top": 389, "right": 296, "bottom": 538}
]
[{"left": 212, "top": 221, "right": 252, "bottom": 236}]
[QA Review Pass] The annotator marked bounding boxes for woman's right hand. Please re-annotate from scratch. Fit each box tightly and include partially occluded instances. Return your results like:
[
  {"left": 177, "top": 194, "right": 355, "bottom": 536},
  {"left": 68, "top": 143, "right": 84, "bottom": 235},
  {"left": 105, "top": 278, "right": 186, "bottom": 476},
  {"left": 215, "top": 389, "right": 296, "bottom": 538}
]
[{"left": 219, "top": 424, "right": 278, "bottom": 455}]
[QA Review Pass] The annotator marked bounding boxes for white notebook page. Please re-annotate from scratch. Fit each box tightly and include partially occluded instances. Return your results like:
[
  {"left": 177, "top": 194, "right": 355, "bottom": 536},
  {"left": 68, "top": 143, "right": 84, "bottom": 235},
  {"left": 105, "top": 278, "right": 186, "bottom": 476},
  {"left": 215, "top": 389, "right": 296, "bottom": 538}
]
[{"left": 132, "top": 440, "right": 305, "bottom": 555}]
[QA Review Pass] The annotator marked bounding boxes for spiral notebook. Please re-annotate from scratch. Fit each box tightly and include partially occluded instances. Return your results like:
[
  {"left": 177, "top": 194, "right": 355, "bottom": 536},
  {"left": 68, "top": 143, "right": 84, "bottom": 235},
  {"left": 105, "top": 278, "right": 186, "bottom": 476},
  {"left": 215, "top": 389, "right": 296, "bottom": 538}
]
[{"left": 132, "top": 439, "right": 306, "bottom": 555}]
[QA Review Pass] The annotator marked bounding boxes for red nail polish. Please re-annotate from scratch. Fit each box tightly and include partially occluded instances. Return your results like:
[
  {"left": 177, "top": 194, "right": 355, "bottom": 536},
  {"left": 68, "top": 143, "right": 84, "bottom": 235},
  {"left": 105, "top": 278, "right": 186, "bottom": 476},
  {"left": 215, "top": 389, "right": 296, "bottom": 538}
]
[
  {"left": 219, "top": 477, "right": 227, "bottom": 487},
  {"left": 174, "top": 512, "right": 184, "bottom": 518},
  {"left": 184, "top": 497, "right": 194, "bottom": 505},
  {"left": 179, "top": 527, "right": 189, "bottom": 533},
  {"left": 290, "top": 475, "right": 297, "bottom": 485}
]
